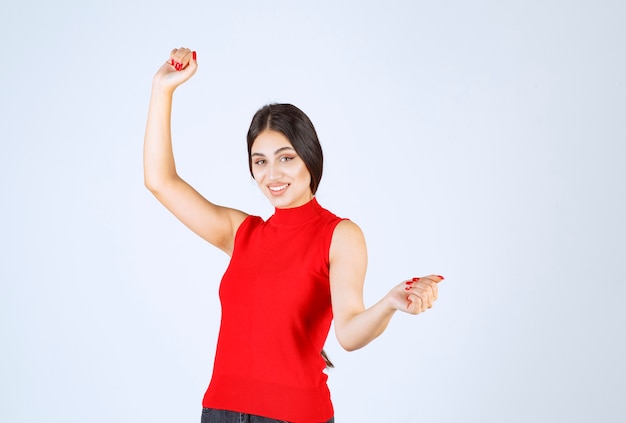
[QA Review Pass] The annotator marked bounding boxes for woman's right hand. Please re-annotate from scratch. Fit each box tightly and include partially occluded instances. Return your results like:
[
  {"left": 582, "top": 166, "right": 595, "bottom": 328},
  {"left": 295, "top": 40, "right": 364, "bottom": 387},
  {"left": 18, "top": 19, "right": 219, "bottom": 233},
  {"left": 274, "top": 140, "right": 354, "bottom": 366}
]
[{"left": 152, "top": 47, "right": 198, "bottom": 92}]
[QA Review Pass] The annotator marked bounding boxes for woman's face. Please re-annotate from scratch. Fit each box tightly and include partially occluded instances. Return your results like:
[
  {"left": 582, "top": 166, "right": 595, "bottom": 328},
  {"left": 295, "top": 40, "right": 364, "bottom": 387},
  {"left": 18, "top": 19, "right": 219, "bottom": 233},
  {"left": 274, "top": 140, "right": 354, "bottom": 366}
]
[{"left": 250, "top": 129, "right": 313, "bottom": 209}]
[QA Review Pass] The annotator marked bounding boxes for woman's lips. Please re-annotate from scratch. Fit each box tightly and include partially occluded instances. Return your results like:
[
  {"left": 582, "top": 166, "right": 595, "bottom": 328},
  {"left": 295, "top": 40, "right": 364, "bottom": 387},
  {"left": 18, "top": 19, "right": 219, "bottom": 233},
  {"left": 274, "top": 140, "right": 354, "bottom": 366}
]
[{"left": 268, "top": 183, "right": 289, "bottom": 195}]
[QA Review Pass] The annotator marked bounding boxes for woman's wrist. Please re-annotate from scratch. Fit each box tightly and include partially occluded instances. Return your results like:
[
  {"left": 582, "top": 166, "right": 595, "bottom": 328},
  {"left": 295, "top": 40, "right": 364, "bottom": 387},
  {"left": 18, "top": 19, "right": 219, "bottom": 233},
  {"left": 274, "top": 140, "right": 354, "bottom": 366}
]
[
  {"left": 381, "top": 287, "right": 406, "bottom": 314},
  {"left": 151, "top": 78, "right": 176, "bottom": 97},
  {"left": 383, "top": 294, "right": 400, "bottom": 314}
]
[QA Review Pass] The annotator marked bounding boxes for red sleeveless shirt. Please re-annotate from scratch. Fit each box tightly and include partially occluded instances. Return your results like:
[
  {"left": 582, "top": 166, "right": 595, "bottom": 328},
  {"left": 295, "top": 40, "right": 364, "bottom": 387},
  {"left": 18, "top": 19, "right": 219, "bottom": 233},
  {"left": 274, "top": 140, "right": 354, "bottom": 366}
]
[{"left": 202, "top": 198, "right": 344, "bottom": 423}]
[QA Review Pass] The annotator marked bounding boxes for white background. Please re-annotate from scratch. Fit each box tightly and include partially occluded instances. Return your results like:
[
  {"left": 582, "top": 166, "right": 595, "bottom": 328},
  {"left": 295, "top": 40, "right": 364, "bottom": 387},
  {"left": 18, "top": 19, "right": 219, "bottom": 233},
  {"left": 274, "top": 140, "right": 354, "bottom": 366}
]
[{"left": 1, "top": 1, "right": 624, "bottom": 422}]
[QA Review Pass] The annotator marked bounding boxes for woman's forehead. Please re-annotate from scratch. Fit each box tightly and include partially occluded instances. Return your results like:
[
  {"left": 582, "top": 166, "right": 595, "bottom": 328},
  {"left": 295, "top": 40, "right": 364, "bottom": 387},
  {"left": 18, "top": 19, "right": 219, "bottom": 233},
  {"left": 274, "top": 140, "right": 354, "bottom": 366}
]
[{"left": 251, "top": 130, "right": 294, "bottom": 154}]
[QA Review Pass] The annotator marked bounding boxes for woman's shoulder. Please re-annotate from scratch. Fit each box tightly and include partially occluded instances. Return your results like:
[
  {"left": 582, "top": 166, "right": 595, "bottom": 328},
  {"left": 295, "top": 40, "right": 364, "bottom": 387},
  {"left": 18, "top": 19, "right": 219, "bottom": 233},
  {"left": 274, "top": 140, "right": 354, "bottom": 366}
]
[
  {"left": 239, "top": 213, "right": 264, "bottom": 228},
  {"left": 329, "top": 219, "right": 367, "bottom": 265},
  {"left": 332, "top": 219, "right": 363, "bottom": 238}
]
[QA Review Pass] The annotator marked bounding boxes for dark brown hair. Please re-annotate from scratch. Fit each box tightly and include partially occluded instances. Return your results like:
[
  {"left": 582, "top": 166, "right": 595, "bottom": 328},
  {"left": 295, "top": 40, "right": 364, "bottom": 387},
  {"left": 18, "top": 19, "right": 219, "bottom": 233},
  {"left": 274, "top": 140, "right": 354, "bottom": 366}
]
[{"left": 247, "top": 103, "right": 324, "bottom": 194}]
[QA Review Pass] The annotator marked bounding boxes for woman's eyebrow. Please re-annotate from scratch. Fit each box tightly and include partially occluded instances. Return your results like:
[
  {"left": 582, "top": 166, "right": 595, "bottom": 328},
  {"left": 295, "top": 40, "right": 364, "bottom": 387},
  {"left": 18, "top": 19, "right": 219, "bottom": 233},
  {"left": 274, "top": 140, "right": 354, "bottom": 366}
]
[
  {"left": 274, "top": 146, "right": 295, "bottom": 154},
  {"left": 251, "top": 146, "right": 295, "bottom": 157}
]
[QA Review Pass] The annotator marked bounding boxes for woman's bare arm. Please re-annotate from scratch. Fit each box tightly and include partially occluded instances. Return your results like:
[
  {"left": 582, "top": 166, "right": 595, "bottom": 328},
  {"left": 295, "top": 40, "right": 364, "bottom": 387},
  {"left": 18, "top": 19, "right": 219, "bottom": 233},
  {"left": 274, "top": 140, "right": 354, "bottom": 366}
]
[
  {"left": 329, "top": 220, "right": 443, "bottom": 351},
  {"left": 143, "top": 48, "right": 247, "bottom": 255}
]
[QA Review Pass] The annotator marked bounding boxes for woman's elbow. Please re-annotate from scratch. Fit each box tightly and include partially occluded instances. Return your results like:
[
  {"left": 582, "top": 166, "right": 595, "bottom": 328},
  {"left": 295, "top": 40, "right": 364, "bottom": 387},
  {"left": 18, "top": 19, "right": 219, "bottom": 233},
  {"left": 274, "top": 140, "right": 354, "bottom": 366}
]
[
  {"left": 340, "top": 343, "right": 361, "bottom": 353},
  {"left": 144, "top": 176, "right": 160, "bottom": 193},
  {"left": 335, "top": 332, "right": 366, "bottom": 352},
  {"left": 144, "top": 172, "right": 176, "bottom": 195}
]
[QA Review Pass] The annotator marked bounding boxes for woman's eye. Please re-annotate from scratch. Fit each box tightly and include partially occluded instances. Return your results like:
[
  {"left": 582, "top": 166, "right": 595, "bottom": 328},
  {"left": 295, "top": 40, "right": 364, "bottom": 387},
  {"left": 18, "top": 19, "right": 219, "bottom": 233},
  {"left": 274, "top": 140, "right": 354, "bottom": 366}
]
[
  {"left": 254, "top": 159, "right": 266, "bottom": 166},
  {"left": 280, "top": 156, "right": 294, "bottom": 162}
]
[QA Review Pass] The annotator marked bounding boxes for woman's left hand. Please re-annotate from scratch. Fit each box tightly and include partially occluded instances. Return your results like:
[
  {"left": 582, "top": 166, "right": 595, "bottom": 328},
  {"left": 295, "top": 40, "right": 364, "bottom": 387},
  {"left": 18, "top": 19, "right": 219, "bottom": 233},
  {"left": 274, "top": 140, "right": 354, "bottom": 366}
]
[{"left": 386, "top": 275, "right": 443, "bottom": 315}]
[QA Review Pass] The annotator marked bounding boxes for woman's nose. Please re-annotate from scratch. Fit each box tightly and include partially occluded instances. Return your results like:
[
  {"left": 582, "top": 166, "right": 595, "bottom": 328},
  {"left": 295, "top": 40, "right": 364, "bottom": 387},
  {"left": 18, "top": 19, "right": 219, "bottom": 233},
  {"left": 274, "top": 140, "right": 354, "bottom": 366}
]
[{"left": 268, "top": 162, "right": 283, "bottom": 180}]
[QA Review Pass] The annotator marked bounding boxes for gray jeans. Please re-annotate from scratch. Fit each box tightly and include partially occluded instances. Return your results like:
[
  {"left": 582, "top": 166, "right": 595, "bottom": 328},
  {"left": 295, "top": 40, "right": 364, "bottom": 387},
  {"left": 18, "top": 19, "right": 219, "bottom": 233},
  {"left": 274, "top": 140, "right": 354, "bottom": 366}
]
[{"left": 201, "top": 408, "right": 335, "bottom": 423}]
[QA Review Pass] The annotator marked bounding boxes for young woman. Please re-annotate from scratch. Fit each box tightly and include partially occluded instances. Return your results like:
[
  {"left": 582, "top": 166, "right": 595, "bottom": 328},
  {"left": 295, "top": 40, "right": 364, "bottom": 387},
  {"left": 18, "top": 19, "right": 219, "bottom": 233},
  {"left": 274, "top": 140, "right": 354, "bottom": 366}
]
[{"left": 144, "top": 47, "right": 443, "bottom": 423}]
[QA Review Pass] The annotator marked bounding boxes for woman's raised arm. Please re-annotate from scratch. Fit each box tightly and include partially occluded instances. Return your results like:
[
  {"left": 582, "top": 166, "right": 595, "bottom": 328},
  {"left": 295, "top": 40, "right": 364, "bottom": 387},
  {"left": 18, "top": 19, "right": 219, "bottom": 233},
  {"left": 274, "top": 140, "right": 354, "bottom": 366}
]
[{"left": 143, "top": 48, "right": 248, "bottom": 255}]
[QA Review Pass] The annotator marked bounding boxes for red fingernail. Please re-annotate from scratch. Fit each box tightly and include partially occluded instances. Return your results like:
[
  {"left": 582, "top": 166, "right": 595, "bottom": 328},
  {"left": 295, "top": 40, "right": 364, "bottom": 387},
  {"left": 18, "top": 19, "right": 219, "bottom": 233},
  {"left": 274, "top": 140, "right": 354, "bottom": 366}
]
[
  {"left": 192, "top": 51, "right": 197, "bottom": 60},
  {"left": 412, "top": 277, "right": 420, "bottom": 281},
  {"left": 437, "top": 275, "right": 445, "bottom": 280},
  {"left": 176, "top": 63, "right": 182, "bottom": 71},
  {"left": 405, "top": 287, "right": 411, "bottom": 291}
]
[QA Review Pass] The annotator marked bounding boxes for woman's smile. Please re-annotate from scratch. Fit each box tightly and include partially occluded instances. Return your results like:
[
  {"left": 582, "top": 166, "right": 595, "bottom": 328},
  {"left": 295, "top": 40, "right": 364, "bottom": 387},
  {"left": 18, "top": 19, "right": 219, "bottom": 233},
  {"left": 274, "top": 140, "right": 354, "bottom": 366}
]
[{"left": 268, "top": 183, "right": 289, "bottom": 194}]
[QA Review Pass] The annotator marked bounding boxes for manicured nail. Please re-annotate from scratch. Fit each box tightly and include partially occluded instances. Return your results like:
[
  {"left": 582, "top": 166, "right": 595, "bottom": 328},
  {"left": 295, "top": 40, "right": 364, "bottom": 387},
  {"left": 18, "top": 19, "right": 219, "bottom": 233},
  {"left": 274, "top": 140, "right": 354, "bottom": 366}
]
[
  {"left": 405, "top": 287, "right": 411, "bottom": 291},
  {"left": 437, "top": 275, "right": 445, "bottom": 280},
  {"left": 192, "top": 51, "right": 197, "bottom": 60},
  {"left": 412, "top": 277, "right": 420, "bottom": 281}
]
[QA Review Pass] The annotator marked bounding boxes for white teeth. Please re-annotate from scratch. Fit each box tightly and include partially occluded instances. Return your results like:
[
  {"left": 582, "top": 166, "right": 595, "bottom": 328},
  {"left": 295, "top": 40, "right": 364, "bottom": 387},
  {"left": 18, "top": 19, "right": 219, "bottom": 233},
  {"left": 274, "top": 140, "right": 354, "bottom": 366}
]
[{"left": 269, "top": 184, "right": 288, "bottom": 192}]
